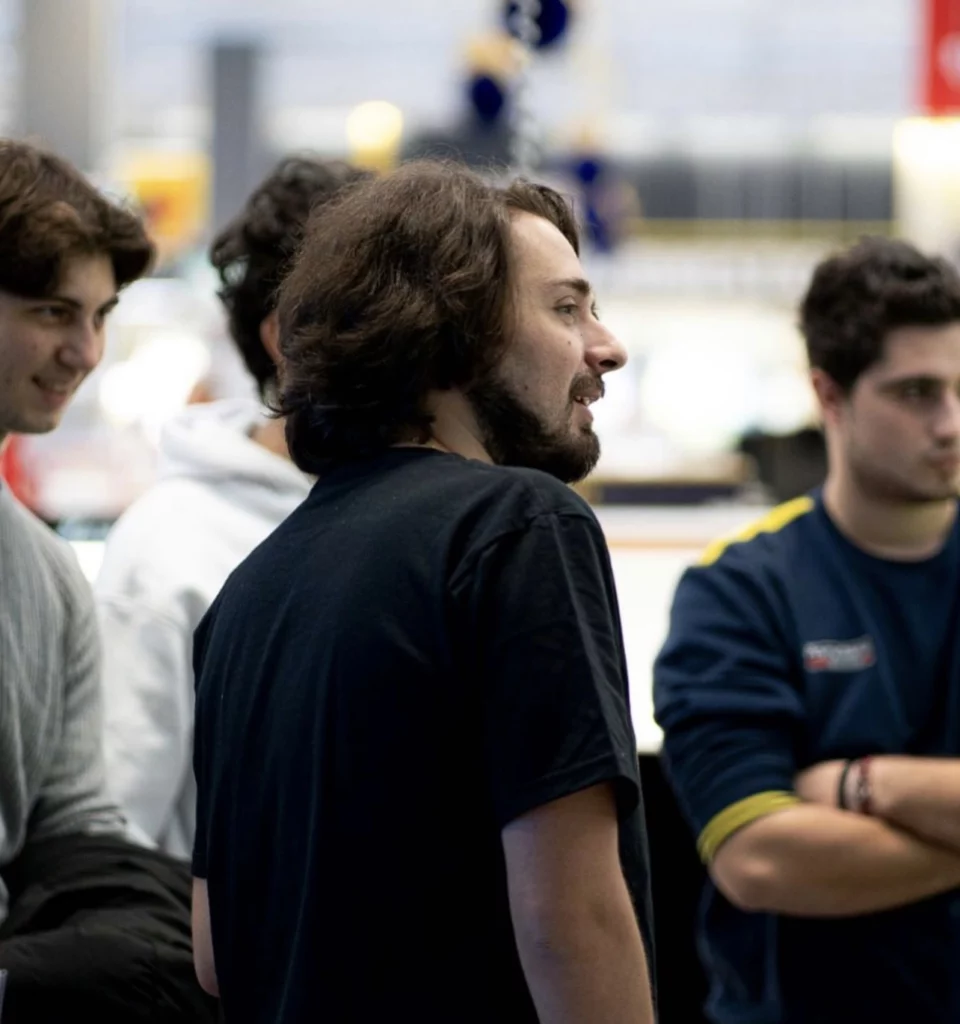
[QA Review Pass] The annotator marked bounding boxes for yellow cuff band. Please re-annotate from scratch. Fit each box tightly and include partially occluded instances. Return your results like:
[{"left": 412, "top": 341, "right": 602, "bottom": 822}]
[{"left": 697, "top": 790, "right": 800, "bottom": 863}]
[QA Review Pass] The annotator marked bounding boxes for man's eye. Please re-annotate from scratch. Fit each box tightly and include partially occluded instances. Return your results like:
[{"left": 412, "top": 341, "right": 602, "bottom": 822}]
[
  {"left": 557, "top": 304, "right": 578, "bottom": 317},
  {"left": 900, "top": 383, "right": 937, "bottom": 401},
  {"left": 35, "top": 306, "right": 69, "bottom": 323}
]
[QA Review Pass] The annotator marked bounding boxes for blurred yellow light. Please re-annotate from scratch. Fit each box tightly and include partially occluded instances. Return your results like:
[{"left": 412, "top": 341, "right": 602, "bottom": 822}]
[
  {"left": 345, "top": 101, "right": 404, "bottom": 166},
  {"left": 465, "top": 31, "right": 519, "bottom": 78},
  {"left": 113, "top": 150, "right": 210, "bottom": 263}
]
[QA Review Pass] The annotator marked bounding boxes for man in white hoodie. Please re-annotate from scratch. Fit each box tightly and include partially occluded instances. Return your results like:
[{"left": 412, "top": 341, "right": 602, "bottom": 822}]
[{"left": 96, "top": 157, "right": 366, "bottom": 859}]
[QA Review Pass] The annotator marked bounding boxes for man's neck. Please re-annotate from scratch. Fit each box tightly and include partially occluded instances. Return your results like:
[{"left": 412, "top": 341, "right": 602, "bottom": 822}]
[
  {"left": 822, "top": 474, "right": 957, "bottom": 561},
  {"left": 250, "top": 416, "right": 291, "bottom": 462},
  {"left": 395, "top": 390, "right": 492, "bottom": 464}
]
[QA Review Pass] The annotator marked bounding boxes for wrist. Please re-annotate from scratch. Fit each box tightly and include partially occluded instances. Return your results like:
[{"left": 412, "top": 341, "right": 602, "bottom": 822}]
[
  {"left": 837, "top": 757, "right": 876, "bottom": 813},
  {"left": 844, "top": 755, "right": 897, "bottom": 816},
  {"left": 837, "top": 759, "right": 856, "bottom": 809},
  {"left": 851, "top": 756, "right": 875, "bottom": 815},
  {"left": 860, "top": 755, "right": 901, "bottom": 819}
]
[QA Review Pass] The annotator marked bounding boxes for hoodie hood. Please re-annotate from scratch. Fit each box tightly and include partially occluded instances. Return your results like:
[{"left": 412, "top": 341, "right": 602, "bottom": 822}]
[{"left": 156, "top": 398, "right": 311, "bottom": 521}]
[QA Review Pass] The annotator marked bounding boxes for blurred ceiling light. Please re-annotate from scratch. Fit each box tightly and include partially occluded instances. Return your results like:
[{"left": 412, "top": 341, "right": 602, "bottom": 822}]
[{"left": 346, "top": 100, "right": 404, "bottom": 173}]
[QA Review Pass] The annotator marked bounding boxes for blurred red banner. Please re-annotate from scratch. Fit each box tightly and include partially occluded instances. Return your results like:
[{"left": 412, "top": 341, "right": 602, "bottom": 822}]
[{"left": 924, "top": 0, "right": 960, "bottom": 113}]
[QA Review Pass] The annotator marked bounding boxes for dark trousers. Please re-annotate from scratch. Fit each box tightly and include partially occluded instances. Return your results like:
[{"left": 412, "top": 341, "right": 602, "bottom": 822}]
[{"left": 0, "top": 832, "right": 218, "bottom": 1024}]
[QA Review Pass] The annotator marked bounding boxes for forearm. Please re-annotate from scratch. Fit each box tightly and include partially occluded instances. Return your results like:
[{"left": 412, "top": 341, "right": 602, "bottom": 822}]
[
  {"left": 716, "top": 803, "right": 960, "bottom": 917},
  {"left": 869, "top": 756, "right": 960, "bottom": 853},
  {"left": 192, "top": 877, "right": 219, "bottom": 997},
  {"left": 514, "top": 883, "right": 654, "bottom": 1024}
]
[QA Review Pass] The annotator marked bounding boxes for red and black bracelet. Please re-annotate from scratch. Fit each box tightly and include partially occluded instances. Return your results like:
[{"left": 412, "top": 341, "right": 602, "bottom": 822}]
[
  {"left": 853, "top": 756, "right": 874, "bottom": 815},
  {"left": 837, "top": 756, "right": 874, "bottom": 813}
]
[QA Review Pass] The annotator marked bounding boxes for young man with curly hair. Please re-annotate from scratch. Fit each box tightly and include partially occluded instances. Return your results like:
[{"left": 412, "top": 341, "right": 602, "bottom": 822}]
[
  {"left": 655, "top": 236, "right": 960, "bottom": 1024},
  {"left": 96, "top": 156, "right": 366, "bottom": 859},
  {"left": 190, "top": 160, "right": 656, "bottom": 1024}
]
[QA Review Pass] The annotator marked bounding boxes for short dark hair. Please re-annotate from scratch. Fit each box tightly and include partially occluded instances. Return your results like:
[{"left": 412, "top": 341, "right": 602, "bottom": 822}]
[
  {"left": 210, "top": 156, "right": 368, "bottom": 398},
  {"left": 276, "top": 159, "right": 580, "bottom": 475},
  {"left": 0, "top": 138, "right": 154, "bottom": 297},
  {"left": 800, "top": 236, "right": 960, "bottom": 391}
]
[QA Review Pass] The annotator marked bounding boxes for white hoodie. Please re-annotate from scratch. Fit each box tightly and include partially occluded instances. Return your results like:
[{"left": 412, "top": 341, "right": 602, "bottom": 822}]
[{"left": 95, "top": 399, "right": 312, "bottom": 860}]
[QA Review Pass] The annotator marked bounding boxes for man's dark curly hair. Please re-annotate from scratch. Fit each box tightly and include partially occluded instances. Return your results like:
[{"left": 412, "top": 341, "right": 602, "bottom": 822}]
[
  {"left": 209, "top": 156, "right": 368, "bottom": 397},
  {"left": 0, "top": 139, "right": 154, "bottom": 297},
  {"left": 275, "top": 159, "right": 581, "bottom": 476},
  {"left": 801, "top": 236, "right": 960, "bottom": 392}
]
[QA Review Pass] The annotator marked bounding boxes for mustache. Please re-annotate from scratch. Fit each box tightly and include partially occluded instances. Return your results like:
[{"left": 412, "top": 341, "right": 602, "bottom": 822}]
[{"left": 570, "top": 374, "right": 604, "bottom": 403}]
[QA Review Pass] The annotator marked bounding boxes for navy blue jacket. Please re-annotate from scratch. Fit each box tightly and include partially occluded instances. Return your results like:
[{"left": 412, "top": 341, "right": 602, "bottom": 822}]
[{"left": 655, "top": 493, "right": 960, "bottom": 1024}]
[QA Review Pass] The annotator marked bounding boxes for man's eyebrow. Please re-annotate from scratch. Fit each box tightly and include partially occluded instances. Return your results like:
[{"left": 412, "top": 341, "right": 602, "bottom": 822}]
[
  {"left": 45, "top": 294, "right": 120, "bottom": 314},
  {"left": 880, "top": 374, "right": 942, "bottom": 389},
  {"left": 545, "top": 276, "right": 592, "bottom": 297}
]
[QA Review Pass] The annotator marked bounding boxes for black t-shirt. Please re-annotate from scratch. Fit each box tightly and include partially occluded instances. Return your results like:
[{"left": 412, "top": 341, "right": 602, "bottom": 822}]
[{"left": 192, "top": 448, "right": 653, "bottom": 1024}]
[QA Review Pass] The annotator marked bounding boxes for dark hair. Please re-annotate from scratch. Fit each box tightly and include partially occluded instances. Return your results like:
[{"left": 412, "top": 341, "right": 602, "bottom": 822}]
[
  {"left": 800, "top": 236, "right": 960, "bottom": 391},
  {"left": 0, "top": 139, "right": 154, "bottom": 297},
  {"left": 276, "top": 159, "right": 580, "bottom": 475},
  {"left": 210, "top": 156, "right": 368, "bottom": 398}
]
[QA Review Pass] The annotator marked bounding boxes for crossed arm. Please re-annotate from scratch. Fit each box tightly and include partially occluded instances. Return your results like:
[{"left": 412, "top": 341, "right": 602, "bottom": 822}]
[
  {"left": 655, "top": 564, "right": 960, "bottom": 920},
  {"left": 796, "top": 755, "right": 960, "bottom": 854},
  {"left": 711, "top": 765, "right": 960, "bottom": 918}
]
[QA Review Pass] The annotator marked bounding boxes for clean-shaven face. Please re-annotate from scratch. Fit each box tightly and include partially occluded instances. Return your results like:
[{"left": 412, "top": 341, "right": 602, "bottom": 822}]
[
  {"left": 0, "top": 253, "right": 118, "bottom": 442},
  {"left": 834, "top": 323, "right": 960, "bottom": 502}
]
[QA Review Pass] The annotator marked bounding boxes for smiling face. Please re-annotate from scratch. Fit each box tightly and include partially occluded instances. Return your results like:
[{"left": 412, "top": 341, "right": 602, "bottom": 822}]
[
  {"left": 815, "top": 322, "right": 960, "bottom": 503},
  {"left": 0, "top": 253, "right": 118, "bottom": 443},
  {"left": 467, "top": 211, "right": 627, "bottom": 483}
]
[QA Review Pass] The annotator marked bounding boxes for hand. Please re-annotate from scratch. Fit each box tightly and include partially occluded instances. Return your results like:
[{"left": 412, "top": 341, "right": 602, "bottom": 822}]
[{"left": 794, "top": 760, "right": 847, "bottom": 808}]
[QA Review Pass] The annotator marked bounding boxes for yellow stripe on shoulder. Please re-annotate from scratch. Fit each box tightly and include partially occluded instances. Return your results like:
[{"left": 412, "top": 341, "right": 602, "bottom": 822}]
[
  {"left": 698, "top": 495, "right": 815, "bottom": 567},
  {"left": 697, "top": 791, "right": 800, "bottom": 863}
]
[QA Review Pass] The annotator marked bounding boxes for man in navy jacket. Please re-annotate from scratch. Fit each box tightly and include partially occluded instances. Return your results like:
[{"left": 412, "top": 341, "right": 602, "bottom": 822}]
[{"left": 655, "top": 236, "right": 960, "bottom": 1024}]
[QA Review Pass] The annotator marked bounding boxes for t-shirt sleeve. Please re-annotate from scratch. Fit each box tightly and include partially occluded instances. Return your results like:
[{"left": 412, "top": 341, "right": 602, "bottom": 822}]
[
  {"left": 454, "top": 509, "right": 640, "bottom": 830},
  {"left": 653, "top": 559, "right": 806, "bottom": 862}
]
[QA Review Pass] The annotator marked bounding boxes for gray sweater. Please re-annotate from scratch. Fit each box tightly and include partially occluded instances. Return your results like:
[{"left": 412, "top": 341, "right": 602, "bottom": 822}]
[{"left": 0, "top": 484, "right": 124, "bottom": 918}]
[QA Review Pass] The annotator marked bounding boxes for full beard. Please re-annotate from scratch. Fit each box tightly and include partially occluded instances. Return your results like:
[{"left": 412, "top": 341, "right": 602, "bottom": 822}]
[{"left": 467, "top": 372, "right": 601, "bottom": 483}]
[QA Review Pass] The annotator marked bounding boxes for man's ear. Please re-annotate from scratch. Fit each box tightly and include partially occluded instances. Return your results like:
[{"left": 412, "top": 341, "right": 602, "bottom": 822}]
[
  {"left": 260, "top": 310, "right": 281, "bottom": 367},
  {"left": 810, "top": 368, "right": 847, "bottom": 430}
]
